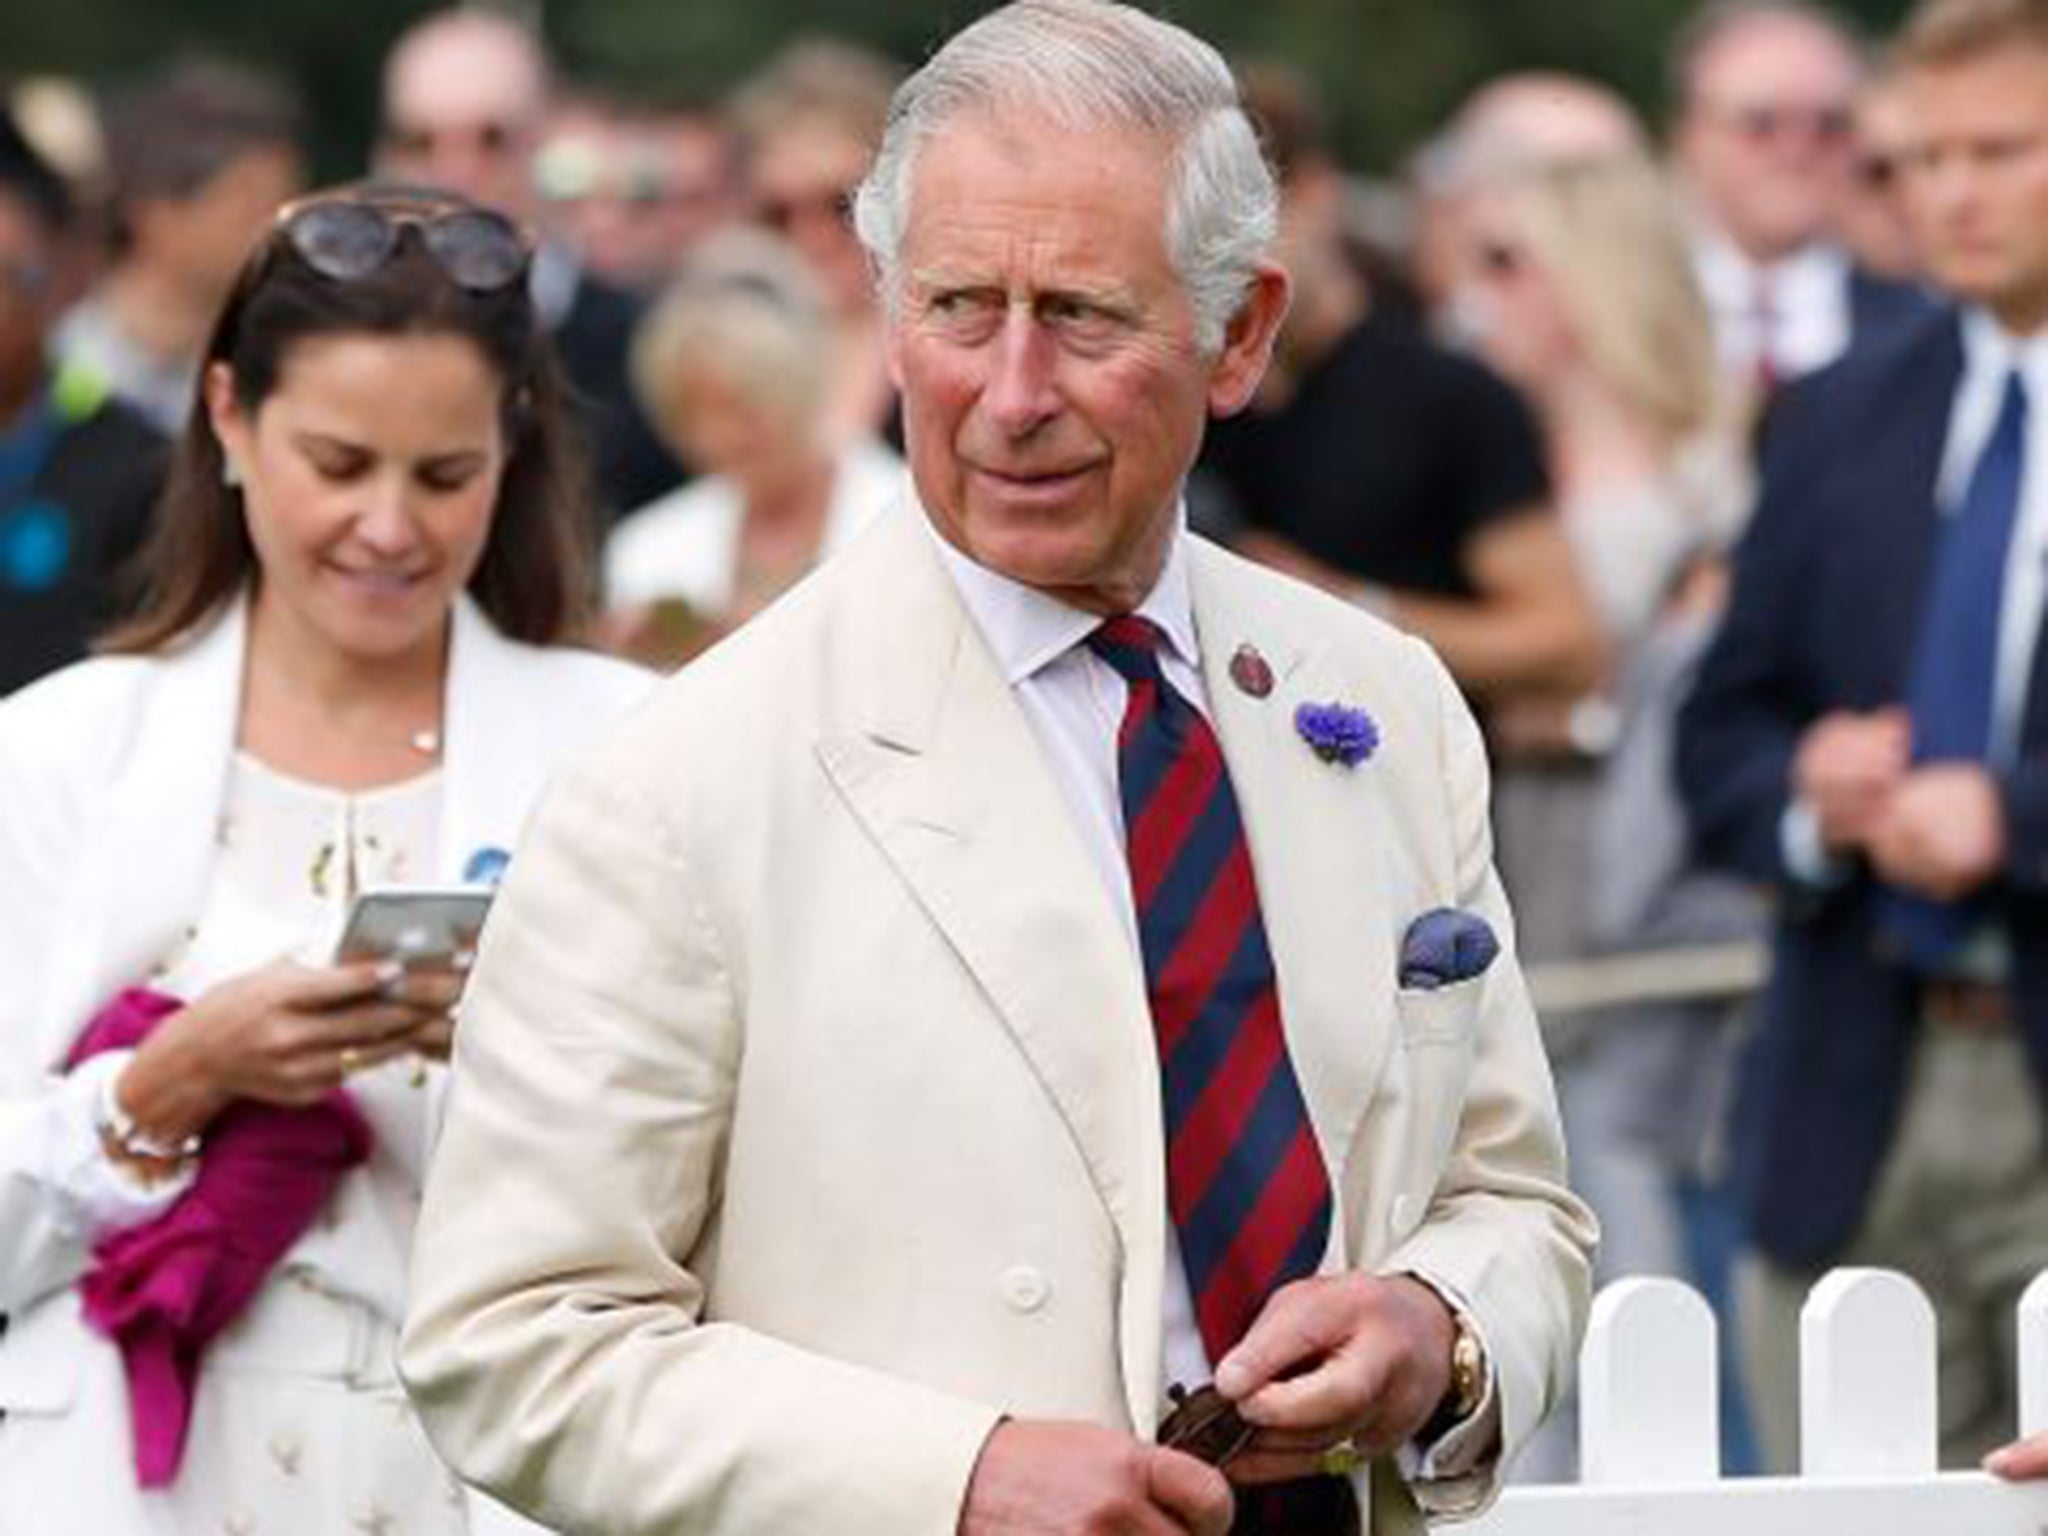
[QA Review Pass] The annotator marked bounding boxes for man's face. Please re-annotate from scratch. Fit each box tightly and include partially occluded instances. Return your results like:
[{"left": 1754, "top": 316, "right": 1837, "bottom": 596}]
[
  {"left": 1897, "top": 44, "right": 2048, "bottom": 331},
  {"left": 751, "top": 118, "right": 877, "bottom": 314},
  {"left": 1675, "top": 14, "right": 1861, "bottom": 262},
  {"left": 888, "top": 111, "right": 1283, "bottom": 615},
  {"left": 380, "top": 33, "right": 544, "bottom": 224}
]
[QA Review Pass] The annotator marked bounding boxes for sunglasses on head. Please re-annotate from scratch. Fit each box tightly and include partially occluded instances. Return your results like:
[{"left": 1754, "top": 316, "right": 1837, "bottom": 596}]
[{"left": 274, "top": 197, "right": 532, "bottom": 294}]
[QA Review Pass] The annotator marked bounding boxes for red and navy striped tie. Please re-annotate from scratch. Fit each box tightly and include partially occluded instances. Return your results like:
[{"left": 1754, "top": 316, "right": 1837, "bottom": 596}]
[{"left": 1089, "top": 616, "right": 1333, "bottom": 1363}]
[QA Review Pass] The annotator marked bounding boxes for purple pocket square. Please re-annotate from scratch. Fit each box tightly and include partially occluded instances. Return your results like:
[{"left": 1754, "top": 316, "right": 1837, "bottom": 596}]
[{"left": 1399, "top": 908, "right": 1500, "bottom": 990}]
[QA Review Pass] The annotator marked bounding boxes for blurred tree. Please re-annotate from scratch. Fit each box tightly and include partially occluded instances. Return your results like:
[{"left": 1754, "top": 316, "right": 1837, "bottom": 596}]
[{"left": 8, "top": 0, "right": 1912, "bottom": 183}]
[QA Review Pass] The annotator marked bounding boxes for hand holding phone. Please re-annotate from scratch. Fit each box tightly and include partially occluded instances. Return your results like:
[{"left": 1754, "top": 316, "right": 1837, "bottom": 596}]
[{"left": 334, "top": 887, "right": 492, "bottom": 972}]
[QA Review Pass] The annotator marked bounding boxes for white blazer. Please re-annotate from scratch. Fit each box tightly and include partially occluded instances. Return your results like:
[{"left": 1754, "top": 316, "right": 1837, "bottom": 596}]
[
  {"left": 0, "top": 595, "right": 651, "bottom": 1517},
  {"left": 401, "top": 505, "right": 1596, "bottom": 1536}
]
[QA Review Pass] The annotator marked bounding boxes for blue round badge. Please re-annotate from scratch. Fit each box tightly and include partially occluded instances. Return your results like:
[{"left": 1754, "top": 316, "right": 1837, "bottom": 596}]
[
  {"left": 0, "top": 500, "right": 71, "bottom": 592},
  {"left": 463, "top": 846, "right": 513, "bottom": 887}
]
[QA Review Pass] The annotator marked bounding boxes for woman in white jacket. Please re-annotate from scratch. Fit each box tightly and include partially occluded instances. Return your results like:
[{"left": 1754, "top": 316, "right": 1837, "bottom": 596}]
[{"left": 0, "top": 184, "right": 649, "bottom": 1534}]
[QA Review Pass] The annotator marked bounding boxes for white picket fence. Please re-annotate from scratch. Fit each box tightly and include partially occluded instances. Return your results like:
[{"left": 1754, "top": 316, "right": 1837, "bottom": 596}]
[{"left": 1460, "top": 1268, "right": 2048, "bottom": 1534}]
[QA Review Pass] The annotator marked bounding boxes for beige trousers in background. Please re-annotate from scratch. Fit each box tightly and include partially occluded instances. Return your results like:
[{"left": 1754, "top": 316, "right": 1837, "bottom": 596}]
[{"left": 1737, "top": 1023, "right": 2048, "bottom": 1472}]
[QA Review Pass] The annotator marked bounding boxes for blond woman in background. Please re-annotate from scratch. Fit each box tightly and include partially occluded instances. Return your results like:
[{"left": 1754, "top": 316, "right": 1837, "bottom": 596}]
[
  {"left": 603, "top": 228, "right": 901, "bottom": 665},
  {"left": 1448, "top": 148, "right": 1765, "bottom": 1478}
]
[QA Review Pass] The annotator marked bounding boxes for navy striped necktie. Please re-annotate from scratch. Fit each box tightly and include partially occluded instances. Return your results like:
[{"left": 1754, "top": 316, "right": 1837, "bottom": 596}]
[{"left": 1088, "top": 615, "right": 1333, "bottom": 1363}]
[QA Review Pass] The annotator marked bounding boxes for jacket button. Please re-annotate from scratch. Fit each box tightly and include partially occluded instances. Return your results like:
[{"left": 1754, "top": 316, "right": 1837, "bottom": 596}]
[
  {"left": 1000, "top": 1264, "right": 1051, "bottom": 1313},
  {"left": 1389, "top": 1195, "right": 1422, "bottom": 1237}
]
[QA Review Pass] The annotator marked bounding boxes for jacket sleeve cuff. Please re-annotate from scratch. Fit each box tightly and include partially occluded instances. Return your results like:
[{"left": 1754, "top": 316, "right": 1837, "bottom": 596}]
[
  {"left": 47, "top": 1051, "right": 195, "bottom": 1233},
  {"left": 1779, "top": 798, "right": 1854, "bottom": 890},
  {"left": 1396, "top": 1269, "right": 1502, "bottom": 1498}
]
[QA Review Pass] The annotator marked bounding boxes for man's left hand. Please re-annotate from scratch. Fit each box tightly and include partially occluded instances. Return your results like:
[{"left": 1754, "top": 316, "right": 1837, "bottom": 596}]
[
  {"left": 1867, "top": 764, "right": 2006, "bottom": 900},
  {"left": 1209, "top": 1274, "right": 1455, "bottom": 1485}
]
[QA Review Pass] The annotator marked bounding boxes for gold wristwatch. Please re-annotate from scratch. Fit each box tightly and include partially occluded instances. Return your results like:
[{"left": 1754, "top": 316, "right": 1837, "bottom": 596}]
[{"left": 1447, "top": 1312, "right": 1487, "bottom": 1419}]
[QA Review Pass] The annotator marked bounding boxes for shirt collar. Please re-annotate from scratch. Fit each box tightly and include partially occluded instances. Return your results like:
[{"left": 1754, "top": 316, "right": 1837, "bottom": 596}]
[
  {"left": 1960, "top": 306, "right": 2048, "bottom": 394},
  {"left": 923, "top": 498, "right": 1200, "bottom": 685},
  {"left": 1690, "top": 220, "right": 1846, "bottom": 303}
]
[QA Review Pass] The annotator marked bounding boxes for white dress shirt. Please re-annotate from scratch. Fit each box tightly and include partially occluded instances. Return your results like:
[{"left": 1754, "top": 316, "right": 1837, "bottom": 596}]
[
  {"left": 1939, "top": 311, "right": 2048, "bottom": 767},
  {"left": 1692, "top": 228, "right": 1854, "bottom": 387},
  {"left": 927, "top": 512, "right": 1218, "bottom": 1398}
]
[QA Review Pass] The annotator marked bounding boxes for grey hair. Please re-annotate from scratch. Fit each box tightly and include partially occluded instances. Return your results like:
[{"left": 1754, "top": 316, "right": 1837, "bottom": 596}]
[{"left": 851, "top": 0, "right": 1276, "bottom": 354}]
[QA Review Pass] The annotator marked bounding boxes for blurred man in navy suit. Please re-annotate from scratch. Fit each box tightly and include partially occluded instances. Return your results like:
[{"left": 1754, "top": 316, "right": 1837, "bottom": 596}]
[{"left": 1681, "top": 0, "right": 2048, "bottom": 1472}]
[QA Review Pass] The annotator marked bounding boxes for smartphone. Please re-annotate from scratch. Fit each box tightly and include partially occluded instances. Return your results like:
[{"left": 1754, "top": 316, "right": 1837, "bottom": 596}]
[{"left": 334, "top": 887, "right": 493, "bottom": 970}]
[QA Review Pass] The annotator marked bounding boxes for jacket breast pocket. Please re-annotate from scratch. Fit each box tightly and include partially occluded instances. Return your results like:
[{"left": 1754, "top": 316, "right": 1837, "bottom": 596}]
[
  {"left": 1393, "top": 977, "right": 1483, "bottom": 1048},
  {"left": 1390, "top": 981, "right": 1481, "bottom": 1190}
]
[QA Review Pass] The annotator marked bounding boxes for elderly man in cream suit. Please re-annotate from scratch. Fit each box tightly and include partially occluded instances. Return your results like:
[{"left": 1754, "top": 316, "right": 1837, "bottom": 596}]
[{"left": 400, "top": 4, "right": 1596, "bottom": 1533}]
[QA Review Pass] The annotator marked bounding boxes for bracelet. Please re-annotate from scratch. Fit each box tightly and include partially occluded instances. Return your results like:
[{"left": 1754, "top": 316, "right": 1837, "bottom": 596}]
[{"left": 96, "top": 1066, "right": 203, "bottom": 1164}]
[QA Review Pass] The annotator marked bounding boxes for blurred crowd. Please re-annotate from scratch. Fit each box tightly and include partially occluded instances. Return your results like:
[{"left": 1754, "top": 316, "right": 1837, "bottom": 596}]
[{"left": 5, "top": 0, "right": 2044, "bottom": 1493}]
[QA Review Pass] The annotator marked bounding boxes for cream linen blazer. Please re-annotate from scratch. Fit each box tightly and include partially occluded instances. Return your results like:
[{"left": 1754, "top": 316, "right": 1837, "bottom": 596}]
[{"left": 400, "top": 505, "right": 1595, "bottom": 1536}]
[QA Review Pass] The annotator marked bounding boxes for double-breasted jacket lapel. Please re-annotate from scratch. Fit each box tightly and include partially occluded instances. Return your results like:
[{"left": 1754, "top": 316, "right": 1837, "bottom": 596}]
[
  {"left": 817, "top": 513, "right": 1423, "bottom": 1421},
  {"left": 1188, "top": 544, "right": 1399, "bottom": 1266},
  {"left": 815, "top": 509, "right": 1168, "bottom": 1430}
]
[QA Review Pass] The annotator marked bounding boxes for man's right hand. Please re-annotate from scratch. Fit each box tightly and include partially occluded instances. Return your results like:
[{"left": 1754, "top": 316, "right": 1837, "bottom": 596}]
[
  {"left": 958, "top": 1419, "right": 1234, "bottom": 1536},
  {"left": 1792, "top": 708, "right": 1911, "bottom": 853}
]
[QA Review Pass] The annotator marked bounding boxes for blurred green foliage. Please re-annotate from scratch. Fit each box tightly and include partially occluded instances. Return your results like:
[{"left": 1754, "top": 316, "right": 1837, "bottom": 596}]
[{"left": 9, "top": 0, "right": 1909, "bottom": 181}]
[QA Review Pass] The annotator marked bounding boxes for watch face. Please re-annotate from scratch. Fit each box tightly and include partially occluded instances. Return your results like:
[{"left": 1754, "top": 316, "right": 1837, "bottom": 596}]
[{"left": 1452, "top": 1324, "right": 1486, "bottom": 1412}]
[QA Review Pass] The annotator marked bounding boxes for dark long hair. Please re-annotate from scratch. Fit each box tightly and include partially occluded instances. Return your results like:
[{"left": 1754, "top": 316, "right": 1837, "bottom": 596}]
[{"left": 106, "top": 183, "right": 594, "bottom": 654}]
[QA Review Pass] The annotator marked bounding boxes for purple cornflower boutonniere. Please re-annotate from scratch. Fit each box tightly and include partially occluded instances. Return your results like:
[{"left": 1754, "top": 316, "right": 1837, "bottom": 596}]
[{"left": 1294, "top": 701, "right": 1379, "bottom": 767}]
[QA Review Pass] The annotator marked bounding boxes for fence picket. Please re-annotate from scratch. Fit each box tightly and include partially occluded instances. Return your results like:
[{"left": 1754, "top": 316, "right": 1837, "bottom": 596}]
[
  {"left": 1458, "top": 1267, "right": 2048, "bottom": 1534},
  {"left": 2019, "top": 1272, "right": 2048, "bottom": 1442},
  {"left": 1578, "top": 1278, "right": 1717, "bottom": 1486},
  {"left": 1798, "top": 1268, "right": 1936, "bottom": 1478}
]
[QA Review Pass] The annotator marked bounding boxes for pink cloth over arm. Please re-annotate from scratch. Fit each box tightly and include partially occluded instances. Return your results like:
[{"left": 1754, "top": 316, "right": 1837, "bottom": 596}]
[{"left": 64, "top": 986, "right": 374, "bottom": 1487}]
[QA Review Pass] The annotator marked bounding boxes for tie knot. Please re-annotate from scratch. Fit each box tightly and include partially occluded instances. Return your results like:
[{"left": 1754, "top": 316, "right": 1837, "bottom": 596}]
[{"left": 1087, "top": 615, "right": 1165, "bottom": 685}]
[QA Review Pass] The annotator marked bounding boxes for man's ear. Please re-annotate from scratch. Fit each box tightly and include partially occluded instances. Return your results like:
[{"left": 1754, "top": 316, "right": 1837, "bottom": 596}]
[
  {"left": 1207, "top": 260, "right": 1290, "bottom": 419},
  {"left": 884, "top": 313, "right": 909, "bottom": 393}
]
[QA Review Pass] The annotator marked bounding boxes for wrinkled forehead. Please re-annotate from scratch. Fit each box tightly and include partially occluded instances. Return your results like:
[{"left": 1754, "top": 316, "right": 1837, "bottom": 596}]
[
  {"left": 903, "top": 105, "right": 1174, "bottom": 218},
  {"left": 893, "top": 112, "right": 1183, "bottom": 311}
]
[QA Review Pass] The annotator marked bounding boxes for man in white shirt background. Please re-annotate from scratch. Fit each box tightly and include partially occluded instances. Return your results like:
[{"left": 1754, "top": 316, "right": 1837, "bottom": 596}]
[{"left": 1669, "top": 0, "right": 1928, "bottom": 397}]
